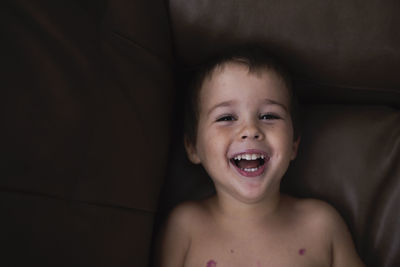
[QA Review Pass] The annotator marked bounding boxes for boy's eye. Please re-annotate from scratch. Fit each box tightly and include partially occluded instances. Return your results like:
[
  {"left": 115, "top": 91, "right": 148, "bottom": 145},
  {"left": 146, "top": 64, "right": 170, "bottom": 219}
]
[
  {"left": 259, "top": 113, "right": 281, "bottom": 120},
  {"left": 216, "top": 115, "right": 236, "bottom": 122}
]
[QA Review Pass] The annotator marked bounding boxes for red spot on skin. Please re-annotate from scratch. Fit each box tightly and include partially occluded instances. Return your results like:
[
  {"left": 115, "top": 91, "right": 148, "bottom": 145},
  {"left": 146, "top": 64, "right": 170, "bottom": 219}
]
[
  {"left": 206, "top": 260, "right": 217, "bottom": 267},
  {"left": 299, "top": 248, "right": 306, "bottom": 255}
]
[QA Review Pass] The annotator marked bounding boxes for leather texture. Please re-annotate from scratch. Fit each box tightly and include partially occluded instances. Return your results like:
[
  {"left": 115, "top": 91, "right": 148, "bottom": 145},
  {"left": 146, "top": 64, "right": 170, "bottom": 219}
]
[
  {"left": 160, "top": 1, "right": 400, "bottom": 267},
  {"left": 2, "top": 0, "right": 399, "bottom": 266},
  {"left": 283, "top": 106, "right": 400, "bottom": 266},
  {"left": 168, "top": 0, "right": 400, "bottom": 107},
  {"left": 2, "top": 0, "right": 174, "bottom": 266}
]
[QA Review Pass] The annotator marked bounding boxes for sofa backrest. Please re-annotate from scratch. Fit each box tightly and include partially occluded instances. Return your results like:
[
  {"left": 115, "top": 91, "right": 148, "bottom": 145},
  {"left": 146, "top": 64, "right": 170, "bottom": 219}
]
[
  {"left": 2, "top": 0, "right": 174, "bottom": 266},
  {"left": 159, "top": 1, "right": 400, "bottom": 266},
  {"left": 168, "top": 0, "right": 400, "bottom": 106}
]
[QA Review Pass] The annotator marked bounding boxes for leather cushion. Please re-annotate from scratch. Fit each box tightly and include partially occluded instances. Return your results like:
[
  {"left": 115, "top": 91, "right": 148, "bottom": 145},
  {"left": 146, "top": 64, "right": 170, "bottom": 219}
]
[{"left": 168, "top": 0, "right": 400, "bottom": 106}]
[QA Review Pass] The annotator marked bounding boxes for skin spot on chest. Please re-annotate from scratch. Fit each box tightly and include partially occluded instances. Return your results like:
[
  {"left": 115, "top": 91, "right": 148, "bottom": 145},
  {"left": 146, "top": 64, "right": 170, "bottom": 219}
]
[
  {"left": 206, "top": 259, "right": 217, "bottom": 267},
  {"left": 299, "top": 248, "right": 306, "bottom": 255}
]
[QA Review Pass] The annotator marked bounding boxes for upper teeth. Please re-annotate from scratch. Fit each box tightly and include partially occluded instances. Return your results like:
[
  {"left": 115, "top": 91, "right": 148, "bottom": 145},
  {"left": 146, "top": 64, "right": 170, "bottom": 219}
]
[{"left": 233, "top": 153, "right": 265, "bottom": 160}]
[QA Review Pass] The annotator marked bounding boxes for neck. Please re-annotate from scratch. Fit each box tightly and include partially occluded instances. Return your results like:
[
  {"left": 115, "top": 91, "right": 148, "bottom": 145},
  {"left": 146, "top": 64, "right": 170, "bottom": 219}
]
[{"left": 210, "top": 189, "right": 282, "bottom": 226}]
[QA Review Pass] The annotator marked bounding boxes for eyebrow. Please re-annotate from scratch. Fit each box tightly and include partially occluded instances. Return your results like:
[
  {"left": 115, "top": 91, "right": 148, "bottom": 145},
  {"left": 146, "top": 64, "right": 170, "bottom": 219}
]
[
  {"left": 207, "top": 100, "right": 236, "bottom": 116},
  {"left": 207, "top": 98, "right": 288, "bottom": 116},
  {"left": 262, "top": 99, "right": 289, "bottom": 112}
]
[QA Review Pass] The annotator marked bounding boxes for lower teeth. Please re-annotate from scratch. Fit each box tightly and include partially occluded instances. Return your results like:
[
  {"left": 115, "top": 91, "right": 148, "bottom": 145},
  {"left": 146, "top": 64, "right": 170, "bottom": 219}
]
[{"left": 242, "top": 167, "right": 258, "bottom": 172}]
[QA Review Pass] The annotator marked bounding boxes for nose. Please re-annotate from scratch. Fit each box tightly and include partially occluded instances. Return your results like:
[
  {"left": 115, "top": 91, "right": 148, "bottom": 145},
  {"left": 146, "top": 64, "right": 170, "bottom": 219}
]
[{"left": 240, "top": 121, "right": 264, "bottom": 141}]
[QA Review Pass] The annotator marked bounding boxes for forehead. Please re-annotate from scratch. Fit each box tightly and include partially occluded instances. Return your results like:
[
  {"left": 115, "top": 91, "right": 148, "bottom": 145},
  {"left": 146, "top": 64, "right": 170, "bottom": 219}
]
[{"left": 198, "top": 62, "right": 290, "bottom": 110}]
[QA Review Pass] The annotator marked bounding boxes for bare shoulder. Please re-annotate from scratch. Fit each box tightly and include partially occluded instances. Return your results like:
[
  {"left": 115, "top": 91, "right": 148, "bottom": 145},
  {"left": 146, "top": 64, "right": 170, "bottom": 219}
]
[
  {"left": 159, "top": 199, "right": 210, "bottom": 247},
  {"left": 165, "top": 200, "right": 210, "bottom": 232},
  {"left": 286, "top": 196, "right": 352, "bottom": 242},
  {"left": 154, "top": 199, "right": 212, "bottom": 267},
  {"left": 283, "top": 195, "right": 365, "bottom": 267},
  {"left": 287, "top": 196, "right": 343, "bottom": 225}
]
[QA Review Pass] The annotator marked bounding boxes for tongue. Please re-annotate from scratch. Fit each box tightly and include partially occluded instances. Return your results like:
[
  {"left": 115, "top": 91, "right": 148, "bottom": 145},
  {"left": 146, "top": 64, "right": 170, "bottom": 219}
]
[{"left": 238, "top": 160, "right": 259, "bottom": 169}]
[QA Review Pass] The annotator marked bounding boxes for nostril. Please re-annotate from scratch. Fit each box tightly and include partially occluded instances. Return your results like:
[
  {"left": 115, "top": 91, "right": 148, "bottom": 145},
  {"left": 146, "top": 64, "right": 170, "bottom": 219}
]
[{"left": 241, "top": 134, "right": 261, "bottom": 140}]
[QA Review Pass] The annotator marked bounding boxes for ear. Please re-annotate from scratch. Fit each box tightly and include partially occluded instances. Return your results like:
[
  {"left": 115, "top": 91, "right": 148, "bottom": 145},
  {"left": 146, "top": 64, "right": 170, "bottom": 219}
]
[
  {"left": 184, "top": 135, "right": 201, "bottom": 164},
  {"left": 291, "top": 136, "right": 301, "bottom": 160}
]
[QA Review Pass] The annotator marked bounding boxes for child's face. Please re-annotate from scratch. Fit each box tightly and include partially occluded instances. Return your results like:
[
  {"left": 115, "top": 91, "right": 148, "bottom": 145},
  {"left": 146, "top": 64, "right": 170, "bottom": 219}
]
[{"left": 185, "top": 62, "right": 300, "bottom": 204}]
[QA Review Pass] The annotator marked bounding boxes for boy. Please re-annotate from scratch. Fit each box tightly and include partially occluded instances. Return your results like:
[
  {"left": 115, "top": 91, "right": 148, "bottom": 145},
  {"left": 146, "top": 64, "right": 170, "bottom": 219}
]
[{"left": 155, "top": 47, "right": 364, "bottom": 267}]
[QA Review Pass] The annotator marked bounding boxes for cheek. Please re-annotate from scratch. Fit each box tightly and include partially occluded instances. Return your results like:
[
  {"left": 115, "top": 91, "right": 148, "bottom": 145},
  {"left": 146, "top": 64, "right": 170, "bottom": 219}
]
[
  {"left": 270, "top": 125, "right": 295, "bottom": 154},
  {"left": 196, "top": 127, "right": 228, "bottom": 159}
]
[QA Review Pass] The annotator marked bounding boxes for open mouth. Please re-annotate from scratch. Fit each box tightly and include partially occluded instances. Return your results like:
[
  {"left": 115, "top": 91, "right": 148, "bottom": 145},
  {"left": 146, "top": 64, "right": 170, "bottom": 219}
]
[{"left": 230, "top": 152, "right": 269, "bottom": 177}]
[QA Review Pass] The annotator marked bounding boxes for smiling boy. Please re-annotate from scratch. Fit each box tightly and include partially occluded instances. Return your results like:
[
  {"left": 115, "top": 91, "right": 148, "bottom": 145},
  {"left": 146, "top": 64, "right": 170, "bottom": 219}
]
[{"left": 155, "top": 48, "right": 364, "bottom": 267}]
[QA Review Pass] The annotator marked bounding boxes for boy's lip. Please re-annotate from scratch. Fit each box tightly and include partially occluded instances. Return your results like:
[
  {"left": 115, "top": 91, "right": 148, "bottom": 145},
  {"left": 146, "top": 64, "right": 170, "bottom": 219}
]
[{"left": 229, "top": 149, "right": 270, "bottom": 178}]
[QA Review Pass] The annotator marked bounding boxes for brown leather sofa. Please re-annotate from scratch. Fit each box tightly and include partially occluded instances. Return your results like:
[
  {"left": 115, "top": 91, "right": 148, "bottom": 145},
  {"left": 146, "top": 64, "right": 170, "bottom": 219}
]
[{"left": 2, "top": 1, "right": 399, "bottom": 266}]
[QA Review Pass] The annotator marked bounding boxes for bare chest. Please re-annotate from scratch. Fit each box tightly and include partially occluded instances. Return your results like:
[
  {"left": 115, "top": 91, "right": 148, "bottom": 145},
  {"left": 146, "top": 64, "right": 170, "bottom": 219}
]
[{"left": 183, "top": 226, "right": 331, "bottom": 267}]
